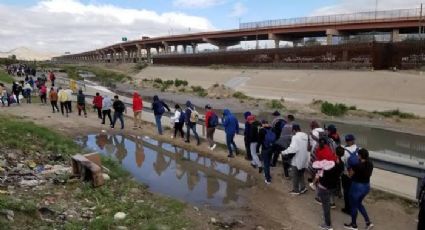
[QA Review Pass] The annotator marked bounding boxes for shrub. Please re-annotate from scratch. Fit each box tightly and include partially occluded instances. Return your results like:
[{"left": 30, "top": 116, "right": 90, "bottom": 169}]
[
  {"left": 373, "top": 109, "right": 417, "bottom": 119},
  {"left": 154, "top": 78, "right": 163, "bottom": 84},
  {"left": 266, "top": 99, "right": 285, "bottom": 110},
  {"left": 321, "top": 101, "right": 348, "bottom": 116},
  {"left": 134, "top": 62, "right": 148, "bottom": 71},
  {"left": 174, "top": 79, "right": 188, "bottom": 87},
  {"left": 233, "top": 91, "right": 249, "bottom": 99},
  {"left": 212, "top": 83, "right": 219, "bottom": 88},
  {"left": 191, "top": 86, "right": 208, "bottom": 97}
]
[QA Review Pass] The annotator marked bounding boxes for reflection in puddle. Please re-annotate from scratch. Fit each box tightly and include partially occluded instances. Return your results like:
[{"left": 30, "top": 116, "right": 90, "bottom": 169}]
[{"left": 77, "top": 134, "right": 254, "bottom": 207}]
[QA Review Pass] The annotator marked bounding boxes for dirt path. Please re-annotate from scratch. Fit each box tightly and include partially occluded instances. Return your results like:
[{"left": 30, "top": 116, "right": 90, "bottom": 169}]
[{"left": 1, "top": 104, "right": 418, "bottom": 230}]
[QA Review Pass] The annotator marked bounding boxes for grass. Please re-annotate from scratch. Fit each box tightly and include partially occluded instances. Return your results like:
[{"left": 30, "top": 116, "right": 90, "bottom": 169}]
[
  {"left": 0, "top": 114, "right": 80, "bottom": 158},
  {"left": 232, "top": 91, "right": 249, "bottom": 100},
  {"left": 266, "top": 99, "right": 285, "bottom": 110},
  {"left": 320, "top": 101, "right": 349, "bottom": 116},
  {"left": 133, "top": 62, "right": 148, "bottom": 71},
  {"left": 191, "top": 85, "right": 208, "bottom": 97},
  {"left": 373, "top": 109, "right": 417, "bottom": 119},
  {"left": 0, "top": 69, "right": 14, "bottom": 84}
]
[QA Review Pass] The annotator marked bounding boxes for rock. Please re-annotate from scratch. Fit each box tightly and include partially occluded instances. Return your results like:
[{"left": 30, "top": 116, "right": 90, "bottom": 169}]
[
  {"left": 102, "top": 173, "right": 110, "bottom": 181},
  {"left": 210, "top": 217, "right": 217, "bottom": 224},
  {"left": 7, "top": 153, "right": 17, "bottom": 161},
  {"left": 193, "top": 206, "right": 199, "bottom": 212},
  {"left": 114, "top": 212, "right": 126, "bottom": 221},
  {"left": 116, "top": 226, "right": 128, "bottom": 230},
  {"left": 19, "top": 179, "right": 40, "bottom": 187},
  {"left": 16, "top": 163, "right": 24, "bottom": 170},
  {"left": 0, "top": 209, "right": 14, "bottom": 221}
]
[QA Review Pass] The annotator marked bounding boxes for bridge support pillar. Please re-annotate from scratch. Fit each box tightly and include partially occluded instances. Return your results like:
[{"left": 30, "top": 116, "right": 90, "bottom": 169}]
[
  {"left": 136, "top": 44, "right": 142, "bottom": 62},
  {"left": 326, "top": 29, "right": 340, "bottom": 45},
  {"left": 274, "top": 39, "right": 280, "bottom": 48},
  {"left": 183, "top": 45, "right": 187, "bottom": 53},
  {"left": 391, "top": 29, "right": 401, "bottom": 42},
  {"left": 191, "top": 44, "right": 197, "bottom": 53},
  {"left": 146, "top": 48, "right": 152, "bottom": 63}
]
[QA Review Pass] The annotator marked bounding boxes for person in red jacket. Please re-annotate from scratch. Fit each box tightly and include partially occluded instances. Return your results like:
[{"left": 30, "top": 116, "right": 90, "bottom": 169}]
[
  {"left": 205, "top": 104, "right": 218, "bottom": 150},
  {"left": 92, "top": 92, "right": 103, "bottom": 119},
  {"left": 132, "top": 92, "right": 143, "bottom": 129}
]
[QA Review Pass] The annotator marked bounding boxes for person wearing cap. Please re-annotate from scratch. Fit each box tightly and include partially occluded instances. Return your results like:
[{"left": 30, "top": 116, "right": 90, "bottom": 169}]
[
  {"left": 247, "top": 115, "right": 263, "bottom": 170},
  {"left": 205, "top": 104, "right": 218, "bottom": 150},
  {"left": 282, "top": 124, "right": 310, "bottom": 195},
  {"left": 184, "top": 100, "right": 200, "bottom": 145},
  {"left": 243, "top": 111, "right": 253, "bottom": 161},
  {"left": 270, "top": 111, "right": 286, "bottom": 167},
  {"left": 222, "top": 108, "right": 239, "bottom": 158},
  {"left": 341, "top": 134, "right": 360, "bottom": 215}
]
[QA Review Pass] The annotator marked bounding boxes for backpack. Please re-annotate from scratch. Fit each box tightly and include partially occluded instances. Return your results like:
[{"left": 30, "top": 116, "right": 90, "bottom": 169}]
[
  {"left": 157, "top": 102, "right": 165, "bottom": 115},
  {"left": 178, "top": 110, "right": 185, "bottom": 123},
  {"left": 115, "top": 101, "right": 125, "bottom": 113},
  {"left": 263, "top": 128, "right": 276, "bottom": 149},
  {"left": 345, "top": 147, "right": 360, "bottom": 168},
  {"left": 208, "top": 113, "right": 219, "bottom": 127},
  {"left": 189, "top": 109, "right": 199, "bottom": 123}
]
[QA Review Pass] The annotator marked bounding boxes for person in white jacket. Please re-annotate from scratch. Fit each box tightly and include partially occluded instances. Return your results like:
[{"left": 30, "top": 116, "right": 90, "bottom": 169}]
[
  {"left": 170, "top": 104, "right": 184, "bottom": 139},
  {"left": 282, "top": 124, "right": 310, "bottom": 195}
]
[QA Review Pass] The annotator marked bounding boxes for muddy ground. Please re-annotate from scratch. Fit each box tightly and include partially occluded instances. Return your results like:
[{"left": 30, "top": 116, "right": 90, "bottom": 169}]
[{"left": 1, "top": 103, "right": 418, "bottom": 230}]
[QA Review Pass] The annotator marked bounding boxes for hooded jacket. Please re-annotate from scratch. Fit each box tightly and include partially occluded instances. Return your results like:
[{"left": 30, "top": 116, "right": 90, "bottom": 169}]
[
  {"left": 152, "top": 95, "right": 170, "bottom": 116},
  {"left": 222, "top": 109, "right": 239, "bottom": 135},
  {"left": 102, "top": 95, "right": 112, "bottom": 111},
  {"left": 243, "top": 111, "right": 252, "bottom": 141},
  {"left": 184, "top": 101, "right": 195, "bottom": 124},
  {"left": 49, "top": 89, "right": 58, "bottom": 101},
  {"left": 282, "top": 131, "right": 310, "bottom": 170},
  {"left": 132, "top": 92, "right": 143, "bottom": 112},
  {"left": 57, "top": 89, "right": 68, "bottom": 103},
  {"left": 93, "top": 95, "right": 103, "bottom": 109},
  {"left": 77, "top": 90, "right": 85, "bottom": 104}
]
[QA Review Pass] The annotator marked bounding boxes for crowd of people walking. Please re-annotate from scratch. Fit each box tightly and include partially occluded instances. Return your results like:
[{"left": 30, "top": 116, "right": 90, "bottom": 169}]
[{"left": 9, "top": 65, "right": 425, "bottom": 230}]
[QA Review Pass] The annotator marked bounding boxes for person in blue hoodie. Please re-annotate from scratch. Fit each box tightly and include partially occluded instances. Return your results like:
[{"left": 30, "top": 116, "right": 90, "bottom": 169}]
[
  {"left": 184, "top": 100, "right": 200, "bottom": 145},
  {"left": 151, "top": 95, "right": 170, "bottom": 135},
  {"left": 222, "top": 108, "right": 239, "bottom": 158}
]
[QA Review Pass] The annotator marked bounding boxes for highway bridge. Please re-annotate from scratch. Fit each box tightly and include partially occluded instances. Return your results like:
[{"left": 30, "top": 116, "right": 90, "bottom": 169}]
[{"left": 54, "top": 8, "right": 425, "bottom": 63}]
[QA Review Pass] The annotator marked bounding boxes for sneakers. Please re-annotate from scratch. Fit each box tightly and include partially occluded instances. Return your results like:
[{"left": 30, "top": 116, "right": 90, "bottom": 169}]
[
  {"left": 227, "top": 154, "right": 235, "bottom": 158},
  {"left": 315, "top": 197, "right": 322, "bottom": 205},
  {"left": 300, "top": 187, "right": 308, "bottom": 194},
  {"left": 309, "top": 182, "right": 316, "bottom": 191},
  {"left": 343, "top": 223, "right": 358, "bottom": 230},
  {"left": 171, "top": 135, "right": 174, "bottom": 139},
  {"left": 366, "top": 222, "right": 374, "bottom": 230},
  {"left": 210, "top": 144, "right": 217, "bottom": 150},
  {"left": 330, "top": 203, "right": 336, "bottom": 209},
  {"left": 250, "top": 163, "right": 257, "bottom": 169},
  {"left": 289, "top": 190, "right": 300, "bottom": 196},
  {"left": 264, "top": 180, "right": 271, "bottom": 185},
  {"left": 319, "top": 224, "right": 334, "bottom": 230}
]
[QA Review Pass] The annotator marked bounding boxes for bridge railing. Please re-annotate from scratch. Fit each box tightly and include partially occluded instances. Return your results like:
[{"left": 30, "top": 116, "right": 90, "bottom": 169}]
[{"left": 240, "top": 8, "right": 421, "bottom": 29}]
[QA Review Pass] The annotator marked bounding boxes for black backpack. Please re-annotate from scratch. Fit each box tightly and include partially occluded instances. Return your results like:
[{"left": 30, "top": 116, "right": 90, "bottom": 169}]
[{"left": 115, "top": 101, "right": 125, "bottom": 113}]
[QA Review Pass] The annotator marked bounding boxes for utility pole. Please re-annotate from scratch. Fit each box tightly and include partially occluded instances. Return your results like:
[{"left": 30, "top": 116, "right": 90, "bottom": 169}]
[
  {"left": 375, "top": 0, "right": 378, "bottom": 20},
  {"left": 420, "top": 3, "right": 423, "bottom": 41}
]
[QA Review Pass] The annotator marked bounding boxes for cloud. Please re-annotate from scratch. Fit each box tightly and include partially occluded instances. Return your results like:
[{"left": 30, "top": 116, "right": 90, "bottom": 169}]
[
  {"left": 229, "top": 2, "right": 247, "bottom": 18},
  {"left": 0, "top": 0, "right": 215, "bottom": 54},
  {"left": 173, "top": 0, "right": 226, "bottom": 9},
  {"left": 311, "top": 0, "right": 423, "bottom": 15}
]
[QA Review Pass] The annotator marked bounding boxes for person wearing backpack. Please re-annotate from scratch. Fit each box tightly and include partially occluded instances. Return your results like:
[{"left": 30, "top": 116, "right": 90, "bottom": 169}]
[
  {"left": 259, "top": 120, "right": 276, "bottom": 184},
  {"left": 205, "top": 104, "right": 218, "bottom": 150},
  {"left": 101, "top": 95, "right": 113, "bottom": 126},
  {"left": 152, "top": 95, "right": 170, "bottom": 135},
  {"left": 184, "top": 101, "right": 200, "bottom": 145},
  {"left": 276, "top": 114, "right": 295, "bottom": 179},
  {"left": 222, "top": 108, "right": 239, "bottom": 158},
  {"left": 271, "top": 111, "right": 286, "bottom": 167},
  {"left": 341, "top": 134, "right": 360, "bottom": 215},
  {"left": 22, "top": 82, "right": 33, "bottom": 104},
  {"left": 132, "top": 92, "right": 143, "bottom": 129},
  {"left": 77, "top": 89, "right": 87, "bottom": 117},
  {"left": 12, "top": 82, "right": 21, "bottom": 104},
  {"left": 39, "top": 84, "right": 48, "bottom": 104},
  {"left": 308, "top": 121, "right": 325, "bottom": 184},
  {"left": 247, "top": 115, "right": 263, "bottom": 171},
  {"left": 111, "top": 95, "right": 126, "bottom": 129},
  {"left": 170, "top": 104, "right": 185, "bottom": 139},
  {"left": 282, "top": 124, "right": 309, "bottom": 195},
  {"left": 57, "top": 87, "right": 69, "bottom": 117}
]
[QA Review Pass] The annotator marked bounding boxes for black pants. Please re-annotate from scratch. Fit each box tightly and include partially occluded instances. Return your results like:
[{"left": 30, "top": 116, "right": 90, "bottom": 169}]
[
  {"left": 272, "top": 144, "right": 284, "bottom": 166},
  {"left": 244, "top": 137, "right": 252, "bottom": 160},
  {"left": 112, "top": 112, "right": 124, "bottom": 129},
  {"left": 14, "top": 93, "right": 19, "bottom": 104},
  {"left": 66, "top": 101, "right": 72, "bottom": 112},
  {"left": 342, "top": 174, "right": 352, "bottom": 211},
  {"left": 102, "top": 110, "right": 112, "bottom": 125},
  {"left": 96, "top": 107, "right": 102, "bottom": 119},
  {"left": 51, "top": 101, "right": 59, "bottom": 112},
  {"left": 40, "top": 94, "right": 47, "bottom": 104},
  {"left": 419, "top": 202, "right": 425, "bottom": 230},
  {"left": 60, "top": 102, "right": 69, "bottom": 116},
  {"left": 174, "top": 122, "right": 184, "bottom": 138}
]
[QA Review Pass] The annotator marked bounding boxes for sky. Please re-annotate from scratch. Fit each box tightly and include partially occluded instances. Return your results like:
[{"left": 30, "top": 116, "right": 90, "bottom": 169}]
[{"left": 0, "top": 0, "right": 424, "bottom": 54}]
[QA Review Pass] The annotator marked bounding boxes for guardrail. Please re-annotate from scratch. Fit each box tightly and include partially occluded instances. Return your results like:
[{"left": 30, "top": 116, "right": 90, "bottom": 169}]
[{"left": 240, "top": 8, "right": 422, "bottom": 29}]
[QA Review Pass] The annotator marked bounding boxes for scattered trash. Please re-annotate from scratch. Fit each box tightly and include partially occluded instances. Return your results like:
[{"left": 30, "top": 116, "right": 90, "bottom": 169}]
[
  {"left": 114, "top": 212, "right": 126, "bottom": 221},
  {"left": 102, "top": 173, "right": 110, "bottom": 181},
  {"left": 19, "top": 179, "right": 41, "bottom": 187}
]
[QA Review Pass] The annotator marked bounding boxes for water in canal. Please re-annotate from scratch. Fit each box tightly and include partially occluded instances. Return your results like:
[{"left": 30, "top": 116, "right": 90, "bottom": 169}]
[{"left": 76, "top": 134, "right": 254, "bottom": 207}]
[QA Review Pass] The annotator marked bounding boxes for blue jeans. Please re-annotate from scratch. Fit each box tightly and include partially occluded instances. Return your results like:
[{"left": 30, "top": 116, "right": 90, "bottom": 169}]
[
  {"left": 226, "top": 133, "right": 237, "bottom": 155},
  {"left": 350, "top": 182, "right": 371, "bottom": 226},
  {"left": 262, "top": 147, "right": 273, "bottom": 181},
  {"left": 155, "top": 115, "right": 163, "bottom": 134},
  {"left": 185, "top": 123, "right": 200, "bottom": 143},
  {"left": 112, "top": 112, "right": 124, "bottom": 129}
]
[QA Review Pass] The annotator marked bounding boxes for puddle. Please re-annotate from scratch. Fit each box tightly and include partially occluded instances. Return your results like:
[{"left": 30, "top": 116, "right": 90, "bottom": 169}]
[{"left": 76, "top": 134, "right": 254, "bottom": 207}]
